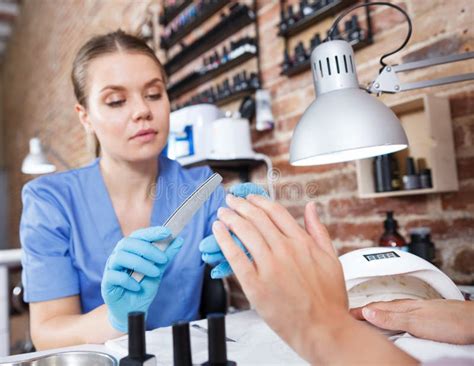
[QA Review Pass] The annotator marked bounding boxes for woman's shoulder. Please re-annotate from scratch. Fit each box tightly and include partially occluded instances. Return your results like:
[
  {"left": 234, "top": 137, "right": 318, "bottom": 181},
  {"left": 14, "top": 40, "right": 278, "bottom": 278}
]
[{"left": 22, "top": 158, "right": 100, "bottom": 199}]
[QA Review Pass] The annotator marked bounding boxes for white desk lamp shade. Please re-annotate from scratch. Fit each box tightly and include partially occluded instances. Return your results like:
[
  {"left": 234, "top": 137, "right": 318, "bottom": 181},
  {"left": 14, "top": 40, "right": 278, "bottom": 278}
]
[
  {"left": 21, "top": 137, "right": 56, "bottom": 174},
  {"left": 290, "top": 40, "right": 408, "bottom": 166}
]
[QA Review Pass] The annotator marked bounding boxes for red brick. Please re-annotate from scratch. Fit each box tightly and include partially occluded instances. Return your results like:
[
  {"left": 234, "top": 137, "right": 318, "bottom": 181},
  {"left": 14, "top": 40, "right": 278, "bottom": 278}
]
[
  {"left": 254, "top": 140, "right": 290, "bottom": 157},
  {"left": 450, "top": 92, "right": 474, "bottom": 118},
  {"left": 305, "top": 172, "right": 358, "bottom": 198},
  {"left": 404, "top": 218, "right": 474, "bottom": 240},
  {"left": 402, "top": 36, "right": 463, "bottom": 63},
  {"left": 441, "top": 189, "right": 474, "bottom": 211},
  {"left": 327, "top": 222, "right": 382, "bottom": 243},
  {"left": 272, "top": 160, "right": 350, "bottom": 177},
  {"left": 453, "top": 249, "right": 474, "bottom": 275},
  {"left": 457, "top": 156, "right": 474, "bottom": 180},
  {"left": 328, "top": 196, "right": 429, "bottom": 219}
]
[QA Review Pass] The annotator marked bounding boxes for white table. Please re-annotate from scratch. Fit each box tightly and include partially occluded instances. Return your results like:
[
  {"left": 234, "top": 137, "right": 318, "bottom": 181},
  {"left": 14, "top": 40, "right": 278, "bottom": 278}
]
[{"left": 0, "top": 249, "right": 22, "bottom": 357}]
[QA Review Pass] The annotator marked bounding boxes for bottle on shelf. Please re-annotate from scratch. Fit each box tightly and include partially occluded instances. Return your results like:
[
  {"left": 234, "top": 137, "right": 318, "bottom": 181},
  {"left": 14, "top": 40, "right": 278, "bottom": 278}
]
[
  {"left": 408, "top": 227, "right": 435, "bottom": 263},
  {"left": 379, "top": 211, "right": 407, "bottom": 250},
  {"left": 403, "top": 157, "right": 421, "bottom": 190}
]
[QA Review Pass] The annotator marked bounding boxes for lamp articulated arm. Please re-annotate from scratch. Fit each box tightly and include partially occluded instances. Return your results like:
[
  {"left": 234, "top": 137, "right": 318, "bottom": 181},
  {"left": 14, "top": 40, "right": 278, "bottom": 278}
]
[{"left": 369, "top": 51, "right": 474, "bottom": 94}]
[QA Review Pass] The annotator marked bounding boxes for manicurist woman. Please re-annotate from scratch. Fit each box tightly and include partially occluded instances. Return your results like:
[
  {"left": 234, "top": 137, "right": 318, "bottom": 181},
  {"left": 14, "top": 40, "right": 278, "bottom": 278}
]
[{"left": 19, "top": 30, "right": 225, "bottom": 350}]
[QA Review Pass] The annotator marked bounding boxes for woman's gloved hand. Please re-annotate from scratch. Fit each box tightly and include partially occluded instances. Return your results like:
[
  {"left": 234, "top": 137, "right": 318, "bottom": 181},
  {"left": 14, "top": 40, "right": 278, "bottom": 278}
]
[
  {"left": 101, "top": 226, "right": 183, "bottom": 332},
  {"left": 199, "top": 183, "right": 268, "bottom": 279}
]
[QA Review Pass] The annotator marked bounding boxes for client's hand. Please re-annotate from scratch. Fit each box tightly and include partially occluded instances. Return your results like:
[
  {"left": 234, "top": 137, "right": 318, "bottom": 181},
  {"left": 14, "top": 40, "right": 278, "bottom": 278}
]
[
  {"left": 212, "top": 194, "right": 348, "bottom": 362},
  {"left": 351, "top": 299, "right": 474, "bottom": 344},
  {"left": 211, "top": 194, "right": 416, "bottom": 365}
]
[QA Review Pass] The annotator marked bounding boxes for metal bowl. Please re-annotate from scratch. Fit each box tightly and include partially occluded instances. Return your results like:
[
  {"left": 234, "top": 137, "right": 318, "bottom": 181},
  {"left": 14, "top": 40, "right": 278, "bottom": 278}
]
[{"left": 1, "top": 351, "right": 117, "bottom": 366}]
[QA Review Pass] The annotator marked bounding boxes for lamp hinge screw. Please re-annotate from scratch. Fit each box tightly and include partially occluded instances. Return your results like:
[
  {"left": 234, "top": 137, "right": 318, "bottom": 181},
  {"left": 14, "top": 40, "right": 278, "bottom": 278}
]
[
  {"left": 386, "top": 67, "right": 391, "bottom": 72},
  {"left": 374, "top": 83, "right": 380, "bottom": 89},
  {"left": 394, "top": 85, "right": 400, "bottom": 91}
]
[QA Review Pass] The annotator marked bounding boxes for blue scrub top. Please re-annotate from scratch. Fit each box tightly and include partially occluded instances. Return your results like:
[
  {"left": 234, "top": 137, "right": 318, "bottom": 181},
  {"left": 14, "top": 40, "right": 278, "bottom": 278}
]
[{"left": 20, "top": 154, "right": 225, "bottom": 329}]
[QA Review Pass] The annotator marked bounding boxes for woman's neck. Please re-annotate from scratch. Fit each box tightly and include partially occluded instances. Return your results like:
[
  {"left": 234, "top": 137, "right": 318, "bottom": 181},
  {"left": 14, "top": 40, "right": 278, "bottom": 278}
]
[{"left": 99, "top": 154, "right": 158, "bottom": 204}]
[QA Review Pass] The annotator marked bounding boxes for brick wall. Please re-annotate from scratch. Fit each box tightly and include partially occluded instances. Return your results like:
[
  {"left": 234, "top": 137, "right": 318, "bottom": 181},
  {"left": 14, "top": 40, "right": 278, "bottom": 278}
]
[{"left": 1, "top": 0, "right": 473, "bottom": 286}]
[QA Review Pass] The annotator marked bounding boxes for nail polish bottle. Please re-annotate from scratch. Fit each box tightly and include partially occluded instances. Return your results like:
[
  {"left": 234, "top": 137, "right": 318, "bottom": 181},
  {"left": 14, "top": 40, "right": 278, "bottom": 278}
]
[
  {"left": 403, "top": 157, "right": 421, "bottom": 190},
  {"left": 287, "top": 5, "right": 295, "bottom": 26},
  {"left": 221, "top": 46, "right": 229, "bottom": 63},
  {"left": 233, "top": 74, "right": 241, "bottom": 91},
  {"left": 310, "top": 33, "right": 321, "bottom": 51},
  {"left": 328, "top": 24, "right": 342, "bottom": 40},
  {"left": 173, "top": 322, "right": 192, "bottom": 366},
  {"left": 294, "top": 41, "right": 307, "bottom": 64},
  {"left": 349, "top": 15, "right": 362, "bottom": 42},
  {"left": 250, "top": 72, "right": 260, "bottom": 89},
  {"left": 419, "top": 168, "right": 433, "bottom": 189},
  {"left": 279, "top": 8, "right": 287, "bottom": 33},
  {"left": 241, "top": 70, "right": 248, "bottom": 89},
  {"left": 282, "top": 48, "right": 292, "bottom": 73},
  {"left": 200, "top": 314, "right": 236, "bottom": 366},
  {"left": 300, "top": 0, "right": 313, "bottom": 16},
  {"left": 408, "top": 227, "right": 435, "bottom": 263},
  {"left": 119, "top": 312, "right": 156, "bottom": 366},
  {"left": 312, "top": 0, "right": 322, "bottom": 11}
]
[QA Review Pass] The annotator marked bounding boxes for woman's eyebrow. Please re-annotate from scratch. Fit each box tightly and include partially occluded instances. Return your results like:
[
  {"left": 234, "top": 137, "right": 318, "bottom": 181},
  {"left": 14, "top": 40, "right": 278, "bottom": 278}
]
[
  {"left": 100, "top": 85, "right": 125, "bottom": 92},
  {"left": 144, "top": 77, "right": 164, "bottom": 87},
  {"left": 100, "top": 78, "right": 164, "bottom": 93}
]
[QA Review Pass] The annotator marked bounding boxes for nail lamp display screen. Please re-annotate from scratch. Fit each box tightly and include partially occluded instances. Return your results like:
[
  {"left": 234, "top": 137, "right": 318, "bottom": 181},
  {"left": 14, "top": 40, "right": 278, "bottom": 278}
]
[{"left": 348, "top": 275, "right": 443, "bottom": 309}]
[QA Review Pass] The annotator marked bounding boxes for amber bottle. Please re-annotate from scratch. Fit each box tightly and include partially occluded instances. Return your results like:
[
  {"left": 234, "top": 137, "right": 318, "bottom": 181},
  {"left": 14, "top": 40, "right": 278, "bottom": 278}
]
[{"left": 379, "top": 211, "right": 407, "bottom": 249}]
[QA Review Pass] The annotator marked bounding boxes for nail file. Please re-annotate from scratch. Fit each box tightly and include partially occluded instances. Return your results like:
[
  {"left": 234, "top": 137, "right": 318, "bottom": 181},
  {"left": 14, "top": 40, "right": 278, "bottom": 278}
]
[{"left": 130, "top": 173, "right": 223, "bottom": 282}]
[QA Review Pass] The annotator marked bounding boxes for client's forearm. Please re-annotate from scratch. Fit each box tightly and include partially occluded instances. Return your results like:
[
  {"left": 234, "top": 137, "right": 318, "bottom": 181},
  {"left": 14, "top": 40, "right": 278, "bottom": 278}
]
[
  {"left": 32, "top": 304, "right": 123, "bottom": 350},
  {"left": 305, "top": 313, "right": 418, "bottom": 365}
]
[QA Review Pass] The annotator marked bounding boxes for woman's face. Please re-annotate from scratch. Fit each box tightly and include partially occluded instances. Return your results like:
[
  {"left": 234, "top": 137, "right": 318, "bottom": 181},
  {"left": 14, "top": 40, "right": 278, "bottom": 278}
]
[{"left": 78, "top": 52, "right": 170, "bottom": 163}]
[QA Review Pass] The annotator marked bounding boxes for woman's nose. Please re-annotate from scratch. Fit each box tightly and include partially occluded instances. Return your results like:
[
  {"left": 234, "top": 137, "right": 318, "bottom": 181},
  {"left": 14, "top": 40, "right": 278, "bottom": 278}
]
[{"left": 131, "top": 97, "right": 152, "bottom": 122}]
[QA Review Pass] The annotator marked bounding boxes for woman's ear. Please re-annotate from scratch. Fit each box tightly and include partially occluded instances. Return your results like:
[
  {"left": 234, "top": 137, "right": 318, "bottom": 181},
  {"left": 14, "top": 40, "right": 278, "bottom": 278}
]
[{"left": 75, "top": 103, "right": 94, "bottom": 134}]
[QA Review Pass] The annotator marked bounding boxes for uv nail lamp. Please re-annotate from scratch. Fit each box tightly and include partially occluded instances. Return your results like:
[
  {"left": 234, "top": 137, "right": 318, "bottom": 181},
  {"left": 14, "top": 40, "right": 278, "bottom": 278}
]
[{"left": 339, "top": 247, "right": 464, "bottom": 309}]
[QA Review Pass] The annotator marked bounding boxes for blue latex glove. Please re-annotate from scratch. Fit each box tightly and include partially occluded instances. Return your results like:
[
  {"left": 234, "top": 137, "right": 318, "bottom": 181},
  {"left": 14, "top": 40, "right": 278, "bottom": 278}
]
[
  {"left": 101, "top": 226, "right": 183, "bottom": 332},
  {"left": 199, "top": 182, "right": 269, "bottom": 279}
]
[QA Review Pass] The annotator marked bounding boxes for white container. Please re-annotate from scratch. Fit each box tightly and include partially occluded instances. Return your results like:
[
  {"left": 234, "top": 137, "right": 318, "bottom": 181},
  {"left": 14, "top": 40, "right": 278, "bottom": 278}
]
[{"left": 209, "top": 117, "right": 255, "bottom": 160}]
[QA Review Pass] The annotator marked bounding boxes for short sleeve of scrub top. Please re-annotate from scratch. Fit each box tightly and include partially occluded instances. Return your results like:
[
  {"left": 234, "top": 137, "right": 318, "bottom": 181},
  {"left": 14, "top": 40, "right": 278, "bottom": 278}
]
[{"left": 20, "top": 154, "right": 226, "bottom": 329}]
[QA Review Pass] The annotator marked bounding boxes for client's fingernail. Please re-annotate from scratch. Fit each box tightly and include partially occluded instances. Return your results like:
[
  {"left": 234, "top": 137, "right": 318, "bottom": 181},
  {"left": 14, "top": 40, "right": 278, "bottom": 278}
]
[
  {"left": 213, "top": 221, "right": 224, "bottom": 231},
  {"left": 362, "top": 307, "right": 375, "bottom": 319}
]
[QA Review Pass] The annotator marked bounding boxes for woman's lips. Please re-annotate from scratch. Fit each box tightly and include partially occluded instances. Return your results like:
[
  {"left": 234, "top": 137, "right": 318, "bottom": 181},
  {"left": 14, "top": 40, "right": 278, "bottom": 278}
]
[{"left": 131, "top": 129, "right": 158, "bottom": 142}]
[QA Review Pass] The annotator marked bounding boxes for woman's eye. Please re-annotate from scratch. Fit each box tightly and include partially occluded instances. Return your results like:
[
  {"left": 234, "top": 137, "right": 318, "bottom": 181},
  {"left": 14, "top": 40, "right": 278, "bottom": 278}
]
[
  {"left": 106, "top": 100, "right": 125, "bottom": 107},
  {"left": 147, "top": 93, "right": 162, "bottom": 100}
]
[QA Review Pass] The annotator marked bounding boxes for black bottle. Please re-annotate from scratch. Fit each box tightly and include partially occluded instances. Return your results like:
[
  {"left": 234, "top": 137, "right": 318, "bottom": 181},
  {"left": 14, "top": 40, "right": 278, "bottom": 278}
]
[
  {"left": 173, "top": 322, "right": 192, "bottom": 366},
  {"left": 419, "top": 168, "right": 433, "bottom": 189},
  {"left": 282, "top": 48, "right": 292, "bottom": 72},
  {"left": 294, "top": 41, "right": 307, "bottom": 63},
  {"left": 310, "top": 33, "right": 321, "bottom": 51},
  {"left": 241, "top": 70, "right": 248, "bottom": 89},
  {"left": 119, "top": 312, "right": 156, "bottom": 366},
  {"left": 201, "top": 314, "right": 236, "bottom": 366},
  {"left": 348, "top": 15, "right": 362, "bottom": 42},
  {"left": 249, "top": 72, "right": 260, "bottom": 89},
  {"left": 408, "top": 227, "right": 435, "bottom": 263},
  {"left": 300, "top": 0, "right": 313, "bottom": 16},
  {"left": 287, "top": 5, "right": 295, "bottom": 26},
  {"left": 374, "top": 154, "right": 392, "bottom": 192},
  {"left": 328, "top": 24, "right": 342, "bottom": 40},
  {"left": 279, "top": 9, "right": 287, "bottom": 33},
  {"left": 403, "top": 157, "right": 421, "bottom": 190}
]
